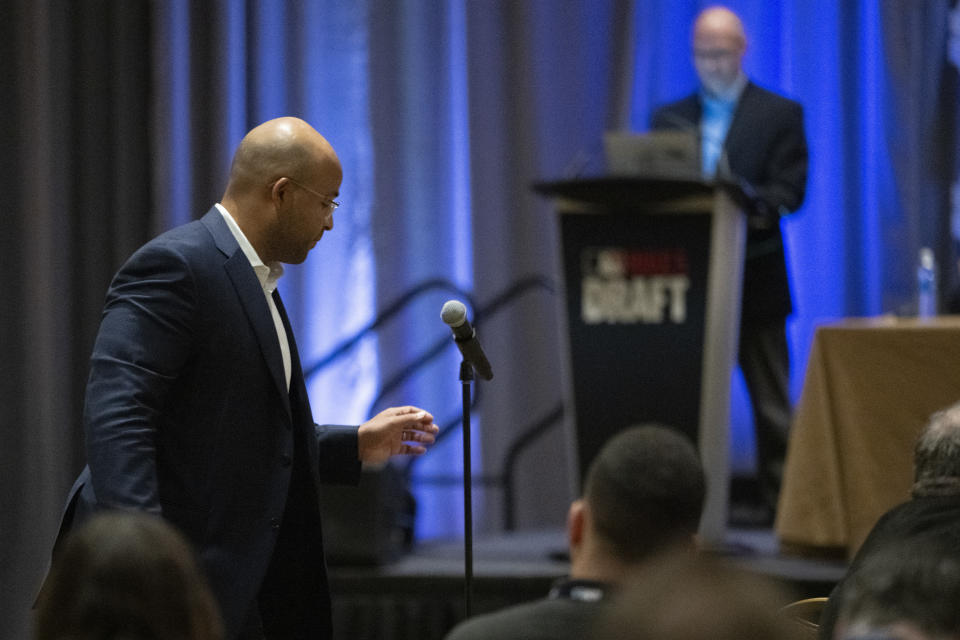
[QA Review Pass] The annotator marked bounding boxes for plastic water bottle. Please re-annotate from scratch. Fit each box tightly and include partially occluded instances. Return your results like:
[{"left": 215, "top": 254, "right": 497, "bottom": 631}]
[{"left": 917, "top": 247, "right": 938, "bottom": 318}]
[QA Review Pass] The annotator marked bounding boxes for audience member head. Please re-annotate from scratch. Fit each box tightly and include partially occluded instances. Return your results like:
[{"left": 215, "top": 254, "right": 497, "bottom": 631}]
[
  {"left": 692, "top": 5, "right": 747, "bottom": 97},
  {"left": 832, "top": 540, "right": 960, "bottom": 640},
  {"left": 220, "top": 116, "right": 342, "bottom": 265},
  {"left": 912, "top": 400, "right": 960, "bottom": 498},
  {"left": 35, "top": 511, "right": 223, "bottom": 640},
  {"left": 591, "top": 551, "right": 803, "bottom": 640},
  {"left": 568, "top": 424, "right": 705, "bottom": 581}
]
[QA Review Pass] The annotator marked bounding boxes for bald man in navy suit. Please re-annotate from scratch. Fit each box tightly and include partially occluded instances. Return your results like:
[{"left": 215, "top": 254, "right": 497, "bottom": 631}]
[
  {"left": 652, "top": 6, "right": 808, "bottom": 522},
  {"left": 43, "top": 117, "right": 440, "bottom": 639}
]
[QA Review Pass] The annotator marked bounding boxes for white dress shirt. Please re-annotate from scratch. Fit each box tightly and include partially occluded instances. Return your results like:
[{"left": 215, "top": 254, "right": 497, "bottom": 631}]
[
  {"left": 700, "top": 73, "right": 748, "bottom": 177},
  {"left": 215, "top": 203, "right": 291, "bottom": 391}
]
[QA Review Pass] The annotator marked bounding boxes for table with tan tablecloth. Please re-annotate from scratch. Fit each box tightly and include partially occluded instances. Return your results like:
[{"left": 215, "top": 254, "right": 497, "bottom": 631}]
[{"left": 775, "top": 316, "right": 960, "bottom": 558}]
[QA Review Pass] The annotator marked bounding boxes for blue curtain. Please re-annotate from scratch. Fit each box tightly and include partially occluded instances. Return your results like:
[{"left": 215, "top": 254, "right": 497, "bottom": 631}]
[
  {"left": 146, "top": 0, "right": 954, "bottom": 541},
  {"left": 153, "top": 0, "right": 383, "bottom": 426},
  {"left": 363, "top": 0, "right": 480, "bottom": 539}
]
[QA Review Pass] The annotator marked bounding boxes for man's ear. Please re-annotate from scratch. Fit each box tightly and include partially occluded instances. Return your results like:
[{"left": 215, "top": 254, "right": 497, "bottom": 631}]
[
  {"left": 270, "top": 177, "right": 291, "bottom": 210},
  {"left": 567, "top": 499, "right": 586, "bottom": 549}
]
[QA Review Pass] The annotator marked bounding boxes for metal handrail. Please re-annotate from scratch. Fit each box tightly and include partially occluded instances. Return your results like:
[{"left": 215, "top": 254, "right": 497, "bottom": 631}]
[
  {"left": 303, "top": 274, "right": 561, "bottom": 530},
  {"left": 301, "top": 278, "right": 474, "bottom": 381},
  {"left": 406, "top": 403, "right": 565, "bottom": 530}
]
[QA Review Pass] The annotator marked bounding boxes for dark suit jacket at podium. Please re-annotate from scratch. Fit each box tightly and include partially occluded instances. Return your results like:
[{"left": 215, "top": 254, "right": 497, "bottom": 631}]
[
  {"left": 652, "top": 82, "right": 808, "bottom": 321},
  {"left": 48, "top": 208, "right": 361, "bottom": 639}
]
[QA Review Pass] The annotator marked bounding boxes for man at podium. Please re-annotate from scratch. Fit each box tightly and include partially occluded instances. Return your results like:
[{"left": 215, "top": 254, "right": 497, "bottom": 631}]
[{"left": 652, "top": 5, "right": 809, "bottom": 523}]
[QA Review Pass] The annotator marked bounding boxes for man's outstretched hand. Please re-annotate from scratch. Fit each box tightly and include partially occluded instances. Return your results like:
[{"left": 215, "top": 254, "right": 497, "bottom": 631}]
[{"left": 357, "top": 406, "right": 439, "bottom": 465}]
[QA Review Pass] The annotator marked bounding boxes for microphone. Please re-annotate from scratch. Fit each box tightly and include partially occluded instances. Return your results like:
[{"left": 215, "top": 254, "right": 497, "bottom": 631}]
[{"left": 440, "top": 300, "right": 493, "bottom": 380}]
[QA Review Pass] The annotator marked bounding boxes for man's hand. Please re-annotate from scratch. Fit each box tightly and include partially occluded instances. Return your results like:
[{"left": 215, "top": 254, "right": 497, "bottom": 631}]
[{"left": 357, "top": 406, "right": 439, "bottom": 465}]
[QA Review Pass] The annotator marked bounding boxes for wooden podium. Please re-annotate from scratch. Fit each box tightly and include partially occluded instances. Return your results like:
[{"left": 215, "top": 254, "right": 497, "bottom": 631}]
[{"left": 534, "top": 177, "right": 746, "bottom": 544}]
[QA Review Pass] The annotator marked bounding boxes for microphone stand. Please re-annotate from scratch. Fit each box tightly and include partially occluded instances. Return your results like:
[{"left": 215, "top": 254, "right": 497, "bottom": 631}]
[
  {"left": 440, "top": 300, "right": 491, "bottom": 620},
  {"left": 459, "top": 359, "right": 475, "bottom": 619}
]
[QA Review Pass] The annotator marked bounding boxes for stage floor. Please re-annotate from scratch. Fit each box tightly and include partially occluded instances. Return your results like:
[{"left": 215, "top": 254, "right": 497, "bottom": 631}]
[{"left": 328, "top": 526, "right": 847, "bottom": 640}]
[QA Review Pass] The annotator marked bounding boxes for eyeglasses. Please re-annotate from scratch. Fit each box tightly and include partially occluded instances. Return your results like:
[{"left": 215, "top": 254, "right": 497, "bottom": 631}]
[
  {"left": 282, "top": 176, "right": 340, "bottom": 211},
  {"left": 693, "top": 48, "right": 740, "bottom": 61}
]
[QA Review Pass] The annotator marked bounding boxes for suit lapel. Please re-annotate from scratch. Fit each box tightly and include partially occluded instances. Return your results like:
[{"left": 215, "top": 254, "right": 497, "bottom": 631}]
[
  {"left": 721, "top": 82, "right": 756, "bottom": 160},
  {"left": 272, "top": 291, "right": 312, "bottom": 422},
  {"left": 272, "top": 291, "right": 301, "bottom": 378},
  {"left": 202, "top": 209, "right": 291, "bottom": 416}
]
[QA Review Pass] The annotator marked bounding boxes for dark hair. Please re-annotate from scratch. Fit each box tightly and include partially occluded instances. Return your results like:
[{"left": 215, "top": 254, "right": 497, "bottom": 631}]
[
  {"left": 592, "top": 551, "right": 802, "bottom": 640},
  {"left": 584, "top": 424, "right": 705, "bottom": 562},
  {"left": 34, "top": 512, "right": 223, "bottom": 640},
  {"left": 913, "top": 401, "right": 960, "bottom": 497},
  {"left": 834, "top": 539, "right": 960, "bottom": 638}
]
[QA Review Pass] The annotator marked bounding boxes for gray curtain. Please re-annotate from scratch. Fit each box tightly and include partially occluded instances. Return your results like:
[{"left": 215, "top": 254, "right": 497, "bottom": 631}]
[
  {"left": 367, "top": 0, "right": 636, "bottom": 534},
  {"left": 0, "top": 2, "right": 152, "bottom": 637},
  {"left": 460, "top": 0, "right": 636, "bottom": 529}
]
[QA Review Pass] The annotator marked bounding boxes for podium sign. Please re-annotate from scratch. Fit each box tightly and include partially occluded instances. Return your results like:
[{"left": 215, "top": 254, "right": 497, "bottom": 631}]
[{"left": 535, "top": 177, "right": 745, "bottom": 544}]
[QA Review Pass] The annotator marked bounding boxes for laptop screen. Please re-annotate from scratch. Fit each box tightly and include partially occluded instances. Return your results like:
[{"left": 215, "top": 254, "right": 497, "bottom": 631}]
[{"left": 603, "top": 130, "right": 701, "bottom": 180}]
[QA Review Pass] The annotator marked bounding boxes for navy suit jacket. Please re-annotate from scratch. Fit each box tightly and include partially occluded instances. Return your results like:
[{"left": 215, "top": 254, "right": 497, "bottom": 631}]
[
  {"left": 51, "top": 208, "right": 360, "bottom": 638},
  {"left": 652, "top": 82, "right": 808, "bottom": 322}
]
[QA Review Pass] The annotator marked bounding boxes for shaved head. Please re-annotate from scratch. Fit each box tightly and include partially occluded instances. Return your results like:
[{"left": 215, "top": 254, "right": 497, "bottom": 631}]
[
  {"left": 693, "top": 6, "right": 746, "bottom": 47},
  {"left": 225, "top": 116, "right": 339, "bottom": 197},
  {"left": 691, "top": 6, "right": 747, "bottom": 97},
  {"left": 219, "top": 117, "right": 343, "bottom": 265}
]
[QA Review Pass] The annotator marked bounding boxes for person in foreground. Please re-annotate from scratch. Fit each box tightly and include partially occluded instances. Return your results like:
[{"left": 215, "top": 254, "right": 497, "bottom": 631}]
[
  {"left": 829, "top": 539, "right": 960, "bottom": 640},
  {"left": 35, "top": 512, "right": 223, "bottom": 640},
  {"left": 652, "top": 5, "right": 808, "bottom": 522},
  {"left": 443, "top": 424, "right": 706, "bottom": 640},
  {"left": 42, "top": 117, "right": 439, "bottom": 640},
  {"left": 590, "top": 550, "right": 803, "bottom": 640},
  {"left": 818, "top": 401, "right": 960, "bottom": 639}
]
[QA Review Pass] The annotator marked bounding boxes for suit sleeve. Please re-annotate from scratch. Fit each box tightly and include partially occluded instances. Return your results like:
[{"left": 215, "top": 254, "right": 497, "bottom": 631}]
[
  {"left": 755, "top": 101, "right": 808, "bottom": 216},
  {"left": 314, "top": 423, "right": 362, "bottom": 484},
  {"left": 84, "top": 243, "right": 198, "bottom": 513}
]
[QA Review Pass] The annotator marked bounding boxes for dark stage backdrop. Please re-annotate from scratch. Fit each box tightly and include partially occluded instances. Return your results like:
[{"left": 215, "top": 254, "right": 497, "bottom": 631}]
[
  {"left": 0, "top": 2, "right": 154, "bottom": 637},
  {"left": 2, "top": 1, "right": 956, "bottom": 638}
]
